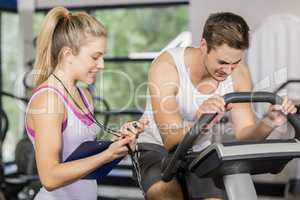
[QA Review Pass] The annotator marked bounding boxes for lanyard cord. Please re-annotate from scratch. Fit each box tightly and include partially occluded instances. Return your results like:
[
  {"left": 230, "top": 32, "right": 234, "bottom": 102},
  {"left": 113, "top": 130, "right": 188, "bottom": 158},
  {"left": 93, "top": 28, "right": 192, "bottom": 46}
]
[
  {"left": 51, "top": 73, "right": 146, "bottom": 198},
  {"left": 51, "top": 73, "right": 121, "bottom": 137}
]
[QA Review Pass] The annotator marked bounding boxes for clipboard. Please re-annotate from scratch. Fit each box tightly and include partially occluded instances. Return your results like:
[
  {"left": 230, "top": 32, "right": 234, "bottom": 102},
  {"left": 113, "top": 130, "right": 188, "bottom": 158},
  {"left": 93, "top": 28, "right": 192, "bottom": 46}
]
[{"left": 64, "top": 140, "right": 123, "bottom": 181}]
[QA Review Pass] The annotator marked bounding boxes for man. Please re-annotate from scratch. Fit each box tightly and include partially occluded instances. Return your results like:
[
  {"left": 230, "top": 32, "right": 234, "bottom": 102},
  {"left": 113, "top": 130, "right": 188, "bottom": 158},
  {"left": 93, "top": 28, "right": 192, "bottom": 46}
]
[{"left": 137, "top": 12, "right": 297, "bottom": 200}]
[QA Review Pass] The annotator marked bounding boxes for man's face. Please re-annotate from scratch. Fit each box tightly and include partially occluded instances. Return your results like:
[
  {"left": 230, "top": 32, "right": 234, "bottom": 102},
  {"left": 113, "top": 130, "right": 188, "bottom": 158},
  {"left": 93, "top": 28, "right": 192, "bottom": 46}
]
[{"left": 203, "top": 43, "right": 243, "bottom": 81}]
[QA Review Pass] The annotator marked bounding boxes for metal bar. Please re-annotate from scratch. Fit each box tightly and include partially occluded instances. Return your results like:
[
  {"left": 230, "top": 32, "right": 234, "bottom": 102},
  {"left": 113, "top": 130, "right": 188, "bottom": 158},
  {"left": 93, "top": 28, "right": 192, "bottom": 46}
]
[
  {"left": 0, "top": 12, "right": 2, "bottom": 108},
  {"left": 274, "top": 79, "right": 300, "bottom": 94},
  {"left": 104, "top": 57, "right": 153, "bottom": 63},
  {"left": 0, "top": 1, "right": 189, "bottom": 13},
  {"left": 95, "top": 109, "right": 143, "bottom": 116},
  {"left": 36, "top": 0, "right": 188, "bottom": 11},
  {"left": 0, "top": 91, "right": 28, "bottom": 103},
  {"left": 224, "top": 174, "right": 258, "bottom": 200}
]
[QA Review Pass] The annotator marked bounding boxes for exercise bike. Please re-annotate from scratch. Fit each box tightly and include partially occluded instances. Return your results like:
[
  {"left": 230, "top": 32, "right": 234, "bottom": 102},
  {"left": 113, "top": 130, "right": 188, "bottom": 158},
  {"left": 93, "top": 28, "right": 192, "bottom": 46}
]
[{"left": 161, "top": 91, "right": 300, "bottom": 200}]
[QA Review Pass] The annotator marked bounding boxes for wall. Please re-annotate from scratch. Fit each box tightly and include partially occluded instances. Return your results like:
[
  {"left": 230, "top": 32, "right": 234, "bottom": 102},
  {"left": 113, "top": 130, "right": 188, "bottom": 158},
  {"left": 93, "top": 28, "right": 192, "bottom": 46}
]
[{"left": 189, "top": 0, "right": 300, "bottom": 45}]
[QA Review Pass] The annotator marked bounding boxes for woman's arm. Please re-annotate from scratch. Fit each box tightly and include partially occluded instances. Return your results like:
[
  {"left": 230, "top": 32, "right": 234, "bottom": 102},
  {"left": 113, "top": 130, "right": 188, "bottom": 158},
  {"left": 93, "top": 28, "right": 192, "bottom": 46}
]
[{"left": 29, "top": 90, "right": 131, "bottom": 191}]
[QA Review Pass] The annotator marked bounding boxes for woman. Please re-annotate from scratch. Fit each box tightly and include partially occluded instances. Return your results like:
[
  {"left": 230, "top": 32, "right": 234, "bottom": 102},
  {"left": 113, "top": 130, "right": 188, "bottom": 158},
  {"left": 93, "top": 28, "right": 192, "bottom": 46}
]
[{"left": 25, "top": 7, "right": 146, "bottom": 200}]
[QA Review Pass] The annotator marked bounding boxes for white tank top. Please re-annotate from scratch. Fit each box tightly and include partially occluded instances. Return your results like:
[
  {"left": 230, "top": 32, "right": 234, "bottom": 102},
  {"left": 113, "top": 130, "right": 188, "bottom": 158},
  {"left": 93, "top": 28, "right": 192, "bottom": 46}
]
[
  {"left": 25, "top": 85, "right": 100, "bottom": 200},
  {"left": 138, "top": 47, "right": 234, "bottom": 152}
]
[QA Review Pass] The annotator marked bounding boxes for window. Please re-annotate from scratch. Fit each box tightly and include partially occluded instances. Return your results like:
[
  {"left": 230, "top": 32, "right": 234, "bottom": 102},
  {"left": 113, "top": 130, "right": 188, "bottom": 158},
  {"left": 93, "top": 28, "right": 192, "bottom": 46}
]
[
  {"left": 0, "top": 5, "right": 188, "bottom": 159},
  {"left": 92, "top": 6, "right": 188, "bottom": 133},
  {"left": 1, "top": 12, "right": 44, "bottom": 162}
]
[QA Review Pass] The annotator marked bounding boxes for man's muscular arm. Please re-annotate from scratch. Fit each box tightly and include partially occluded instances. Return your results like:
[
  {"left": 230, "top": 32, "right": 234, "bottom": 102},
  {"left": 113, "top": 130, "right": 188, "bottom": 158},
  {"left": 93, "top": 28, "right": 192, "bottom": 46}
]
[{"left": 149, "top": 52, "right": 192, "bottom": 151}]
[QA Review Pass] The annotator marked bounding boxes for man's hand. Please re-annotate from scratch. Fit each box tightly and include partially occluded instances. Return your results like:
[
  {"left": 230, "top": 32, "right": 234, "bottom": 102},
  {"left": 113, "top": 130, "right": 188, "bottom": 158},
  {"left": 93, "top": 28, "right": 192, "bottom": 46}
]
[
  {"left": 264, "top": 96, "right": 297, "bottom": 128},
  {"left": 196, "top": 95, "right": 233, "bottom": 129}
]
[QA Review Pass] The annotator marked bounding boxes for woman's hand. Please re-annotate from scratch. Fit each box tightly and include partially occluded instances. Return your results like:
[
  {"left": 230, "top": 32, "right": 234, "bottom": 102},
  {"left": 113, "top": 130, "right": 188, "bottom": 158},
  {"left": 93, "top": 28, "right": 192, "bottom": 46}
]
[
  {"left": 118, "top": 119, "right": 148, "bottom": 152},
  {"left": 105, "top": 137, "right": 132, "bottom": 161}
]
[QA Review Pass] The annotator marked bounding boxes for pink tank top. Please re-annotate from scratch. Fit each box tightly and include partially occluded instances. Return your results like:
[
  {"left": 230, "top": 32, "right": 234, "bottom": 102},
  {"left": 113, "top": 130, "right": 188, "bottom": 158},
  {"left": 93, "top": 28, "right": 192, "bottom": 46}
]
[{"left": 25, "top": 85, "right": 100, "bottom": 200}]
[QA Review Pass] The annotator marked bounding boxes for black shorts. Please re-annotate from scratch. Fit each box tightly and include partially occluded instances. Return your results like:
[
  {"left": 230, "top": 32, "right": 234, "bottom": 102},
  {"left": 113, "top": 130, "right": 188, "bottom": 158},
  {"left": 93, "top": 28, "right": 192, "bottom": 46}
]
[{"left": 136, "top": 143, "right": 227, "bottom": 199}]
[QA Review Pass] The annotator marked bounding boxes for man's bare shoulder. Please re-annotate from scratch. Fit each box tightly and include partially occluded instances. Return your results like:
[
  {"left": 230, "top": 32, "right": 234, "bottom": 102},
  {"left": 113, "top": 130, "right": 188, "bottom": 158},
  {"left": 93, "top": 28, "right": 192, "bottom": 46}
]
[{"left": 149, "top": 51, "right": 179, "bottom": 85}]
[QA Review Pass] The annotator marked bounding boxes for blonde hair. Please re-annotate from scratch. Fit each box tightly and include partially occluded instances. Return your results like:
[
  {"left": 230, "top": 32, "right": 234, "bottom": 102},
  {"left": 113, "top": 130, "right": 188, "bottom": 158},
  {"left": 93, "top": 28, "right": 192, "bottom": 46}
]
[{"left": 33, "top": 7, "right": 107, "bottom": 86}]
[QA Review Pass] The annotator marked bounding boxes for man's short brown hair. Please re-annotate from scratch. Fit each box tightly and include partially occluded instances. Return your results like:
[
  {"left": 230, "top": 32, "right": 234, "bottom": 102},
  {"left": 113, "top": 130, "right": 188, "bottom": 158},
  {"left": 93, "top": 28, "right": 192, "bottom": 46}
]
[{"left": 202, "top": 12, "right": 249, "bottom": 52}]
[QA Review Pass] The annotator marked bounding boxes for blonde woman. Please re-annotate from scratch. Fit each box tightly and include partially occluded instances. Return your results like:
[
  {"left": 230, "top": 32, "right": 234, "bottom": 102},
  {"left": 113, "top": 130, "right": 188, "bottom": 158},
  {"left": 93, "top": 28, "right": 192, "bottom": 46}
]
[{"left": 25, "top": 7, "right": 146, "bottom": 200}]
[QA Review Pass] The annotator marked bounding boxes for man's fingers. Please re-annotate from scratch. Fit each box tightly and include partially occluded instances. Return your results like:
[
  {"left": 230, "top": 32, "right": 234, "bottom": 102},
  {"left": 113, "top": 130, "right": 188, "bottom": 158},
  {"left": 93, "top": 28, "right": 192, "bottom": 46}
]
[
  {"left": 270, "top": 105, "right": 283, "bottom": 112},
  {"left": 282, "top": 96, "right": 288, "bottom": 106},
  {"left": 226, "top": 103, "right": 233, "bottom": 111},
  {"left": 213, "top": 112, "right": 225, "bottom": 123},
  {"left": 281, "top": 96, "right": 289, "bottom": 114},
  {"left": 210, "top": 96, "right": 225, "bottom": 112},
  {"left": 285, "top": 100, "right": 295, "bottom": 113},
  {"left": 292, "top": 107, "right": 298, "bottom": 114}
]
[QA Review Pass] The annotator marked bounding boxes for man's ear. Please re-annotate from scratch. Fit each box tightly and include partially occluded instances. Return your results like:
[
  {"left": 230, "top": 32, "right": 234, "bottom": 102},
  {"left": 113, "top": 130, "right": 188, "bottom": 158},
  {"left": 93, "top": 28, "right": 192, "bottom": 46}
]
[{"left": 200, "top": 38, "right": 208, "bottom": 53}]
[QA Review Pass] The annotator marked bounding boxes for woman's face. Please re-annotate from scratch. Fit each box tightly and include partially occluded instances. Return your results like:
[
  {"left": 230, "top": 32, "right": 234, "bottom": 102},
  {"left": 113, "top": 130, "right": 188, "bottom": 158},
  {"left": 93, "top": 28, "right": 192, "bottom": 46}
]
[{"left": 71, "top": 36, "right": 107, "bottom": 84}]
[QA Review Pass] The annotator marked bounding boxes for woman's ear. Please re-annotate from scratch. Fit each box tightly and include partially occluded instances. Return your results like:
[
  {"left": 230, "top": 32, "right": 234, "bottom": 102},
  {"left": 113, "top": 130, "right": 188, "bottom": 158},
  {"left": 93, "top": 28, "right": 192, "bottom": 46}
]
[{"left": 60, "top": 46, "right": 74, "bottom": 64}]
